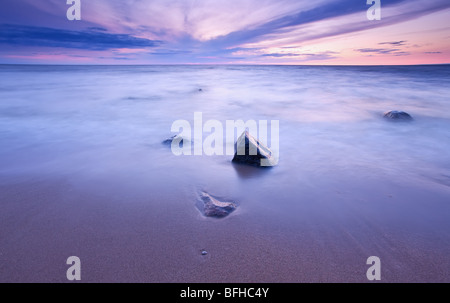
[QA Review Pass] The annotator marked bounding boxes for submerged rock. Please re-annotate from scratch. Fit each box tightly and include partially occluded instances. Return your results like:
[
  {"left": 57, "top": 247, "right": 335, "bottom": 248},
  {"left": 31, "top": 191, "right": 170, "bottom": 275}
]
[
  {"left": 383, "top": 110, "right": 413, "bottom": 121},
  {"left": 162, "top": 135, "right": 189, "bottom": 147},
  {"left": 232, "top": 131, "right": 277, "bottom": 167},
  {"left": 197, "top": 191, "right": 236, "bottom": 218}
]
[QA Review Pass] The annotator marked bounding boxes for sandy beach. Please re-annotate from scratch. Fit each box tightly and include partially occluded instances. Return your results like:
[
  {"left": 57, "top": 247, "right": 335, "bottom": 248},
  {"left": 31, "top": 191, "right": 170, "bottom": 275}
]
[{"left": 1, "top": 160, "right": 449, "bottom": 282}]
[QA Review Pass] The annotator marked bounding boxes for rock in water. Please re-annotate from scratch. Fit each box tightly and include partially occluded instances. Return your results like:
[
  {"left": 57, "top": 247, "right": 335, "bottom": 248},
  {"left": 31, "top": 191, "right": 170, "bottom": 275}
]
[
  {"left": 232, "top": 131, "right": 277, "bottom": 167},
  {"left": 162, "top": 135, "right": 189, "bottom": 147},
  {"left": 198, "top": 191, "right": 236, "bottom": 218},
  {"left": 383, "top": 111, "right": 413, "bottom": 121}
]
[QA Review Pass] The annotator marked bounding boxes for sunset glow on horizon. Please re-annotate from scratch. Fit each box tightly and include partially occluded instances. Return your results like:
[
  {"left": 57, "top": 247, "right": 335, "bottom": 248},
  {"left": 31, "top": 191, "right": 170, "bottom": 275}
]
[{"left": 0, "top": 0, "right": 449, "bottom": 65}]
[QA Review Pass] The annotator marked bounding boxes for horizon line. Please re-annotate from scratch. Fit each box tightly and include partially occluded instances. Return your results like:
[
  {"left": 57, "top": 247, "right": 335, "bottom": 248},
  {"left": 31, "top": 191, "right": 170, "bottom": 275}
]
[{"left": 1, "top": 63, "right": 449, "bottom": 67}]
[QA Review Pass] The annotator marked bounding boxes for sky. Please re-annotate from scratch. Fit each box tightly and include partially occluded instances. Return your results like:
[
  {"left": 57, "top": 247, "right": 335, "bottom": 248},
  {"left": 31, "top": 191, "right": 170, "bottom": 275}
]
[{"left": 0, "top": 0, "right": 449, "bottom": 65}]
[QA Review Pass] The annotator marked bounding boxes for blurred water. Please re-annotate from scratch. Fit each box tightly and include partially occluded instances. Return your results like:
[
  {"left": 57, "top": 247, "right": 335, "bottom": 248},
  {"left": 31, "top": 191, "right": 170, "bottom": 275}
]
[
  {"left": 0, "top": 64, "right": 449, "bottom": 193},
  {"left": 2, "top": 64, "right": 450, "bottom": 282}
]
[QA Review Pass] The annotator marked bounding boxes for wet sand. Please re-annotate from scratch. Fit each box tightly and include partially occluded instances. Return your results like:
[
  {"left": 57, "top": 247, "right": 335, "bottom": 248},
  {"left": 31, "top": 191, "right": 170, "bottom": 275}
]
[{"left": 1, "top": 168, "right": 449, "bottom": 283}]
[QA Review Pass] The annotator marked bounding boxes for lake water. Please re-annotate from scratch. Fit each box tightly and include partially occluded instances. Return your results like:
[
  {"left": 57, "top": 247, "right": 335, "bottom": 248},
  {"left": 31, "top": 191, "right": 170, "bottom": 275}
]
[
  {"left": 1, "top": 64, "right": 449, "bottom": 282},
  {"left": 1, "top": 65, "right": 449, "bottom": 188}
]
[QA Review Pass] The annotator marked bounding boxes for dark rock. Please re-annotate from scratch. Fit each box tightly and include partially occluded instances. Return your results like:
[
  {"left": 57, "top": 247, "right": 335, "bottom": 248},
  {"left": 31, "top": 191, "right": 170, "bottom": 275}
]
[
  {"left": 197, "top": 191, "right": 236, "bottom": 218},
  {"left": 198, "top": 88, "right": 203, "bottom": 92},
  {"left": 162, "top": 135, "right": 176, "bottom": 145},
  {"left": 232, "top": 131, "right": 277, "bottom": 167},
  {"left": 383, "top": 110, "right": 413, "bottom": 121},
  {"left": 162, "top": 135, "right": 189, "bottom": 147}
]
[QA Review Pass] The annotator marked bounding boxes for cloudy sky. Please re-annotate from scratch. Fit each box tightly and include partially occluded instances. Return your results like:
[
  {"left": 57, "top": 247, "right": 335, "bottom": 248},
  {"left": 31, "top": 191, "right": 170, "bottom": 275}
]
[{"left": 0, "top": 0, "right": 449, "bottom": 64}]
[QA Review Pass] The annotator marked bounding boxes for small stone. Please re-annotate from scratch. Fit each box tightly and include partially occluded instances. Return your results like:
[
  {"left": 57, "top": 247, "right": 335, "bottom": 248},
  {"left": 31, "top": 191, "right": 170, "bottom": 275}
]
[
  {"left": 162, "top": 135, "right": 178, "bottom": 145},
  {"left": 162, "top": 135, "right": 189, "bottom": 147},
  {"left": 197, "top": 191, "right": 237, "bottom": 218},
  {"left": 383, "top": 110, "right": 413, "bottom": 121},
  {"left": 201, "top": 250, "right": 208, "bottom": 255}
]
